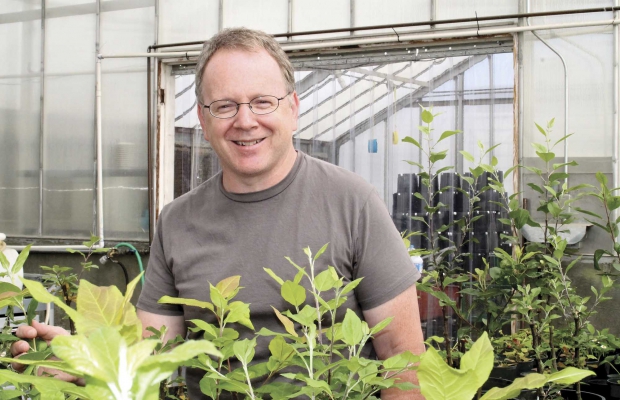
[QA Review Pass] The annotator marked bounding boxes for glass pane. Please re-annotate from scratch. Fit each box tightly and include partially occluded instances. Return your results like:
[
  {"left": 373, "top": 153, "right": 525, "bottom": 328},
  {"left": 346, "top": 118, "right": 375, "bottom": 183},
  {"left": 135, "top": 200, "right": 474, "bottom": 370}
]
[
  {"left": 42, "top": 13, "right": 96, "bottom": 238},
  {"left": 101, "top": 6, "right": 154, "bottom": 241},
  {"left": 0, "top": 19, "right": 42, "bottom": 237}
]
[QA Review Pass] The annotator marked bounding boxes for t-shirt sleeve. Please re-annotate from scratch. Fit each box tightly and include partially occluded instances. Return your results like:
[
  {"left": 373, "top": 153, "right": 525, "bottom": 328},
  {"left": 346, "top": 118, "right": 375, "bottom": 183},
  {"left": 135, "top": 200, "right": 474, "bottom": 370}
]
[
  {"left": 136, "top": 211, "right": 184, "bottom": 316},
  {"left": 353, "top": 189, "right": 421, "bottom": 310}
]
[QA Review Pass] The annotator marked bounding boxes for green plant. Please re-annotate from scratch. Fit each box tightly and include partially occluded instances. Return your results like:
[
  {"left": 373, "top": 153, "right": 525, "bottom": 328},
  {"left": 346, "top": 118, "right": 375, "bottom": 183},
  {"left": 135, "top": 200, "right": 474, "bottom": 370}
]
[
  {"left": 40, "top": 235, "right": 108, "bottom": 334},
  {"left": 417, "top": 331, "right": 593, "bottom": 400},
  {"left": 0, "top": 273, "right": 219, "bottom": 400},
  {"left": 160, "top": 244, "right": 418, "bottom": 399}
]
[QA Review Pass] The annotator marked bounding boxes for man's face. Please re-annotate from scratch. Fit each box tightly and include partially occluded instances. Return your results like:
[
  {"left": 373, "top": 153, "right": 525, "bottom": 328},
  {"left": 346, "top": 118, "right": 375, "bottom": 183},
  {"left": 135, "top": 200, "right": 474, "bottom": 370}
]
[{"left": 196, "top": 48, "right": 299, "bottom": 190}]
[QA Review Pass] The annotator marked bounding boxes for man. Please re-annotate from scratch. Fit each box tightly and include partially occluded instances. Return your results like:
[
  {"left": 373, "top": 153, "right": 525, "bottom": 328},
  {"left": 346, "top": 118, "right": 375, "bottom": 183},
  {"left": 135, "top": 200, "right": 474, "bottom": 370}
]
[{"left": 15, "top": 27, "right": 425, "bottom": 399}]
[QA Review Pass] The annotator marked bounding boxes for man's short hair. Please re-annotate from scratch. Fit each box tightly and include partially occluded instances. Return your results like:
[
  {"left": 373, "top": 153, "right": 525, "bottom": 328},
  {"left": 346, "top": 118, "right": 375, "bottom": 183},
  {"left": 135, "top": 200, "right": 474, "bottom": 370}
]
[{"left": 195, "top": 27, "right": 295, "bottom": 103}]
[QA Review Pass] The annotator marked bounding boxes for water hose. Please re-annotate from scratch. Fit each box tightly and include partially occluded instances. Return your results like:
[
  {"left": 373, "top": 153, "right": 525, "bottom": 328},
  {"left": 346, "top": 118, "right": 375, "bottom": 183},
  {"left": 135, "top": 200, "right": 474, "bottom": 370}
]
[{"left": 114, "top": 242, "right": 145, "bottom": 287}]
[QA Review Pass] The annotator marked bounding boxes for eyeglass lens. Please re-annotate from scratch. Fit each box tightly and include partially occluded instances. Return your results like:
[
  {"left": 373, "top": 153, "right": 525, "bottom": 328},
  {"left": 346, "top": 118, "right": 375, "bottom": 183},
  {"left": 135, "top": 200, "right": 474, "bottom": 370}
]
[{"left": 209, "top": 95, "right": 280, "bottom": 118}]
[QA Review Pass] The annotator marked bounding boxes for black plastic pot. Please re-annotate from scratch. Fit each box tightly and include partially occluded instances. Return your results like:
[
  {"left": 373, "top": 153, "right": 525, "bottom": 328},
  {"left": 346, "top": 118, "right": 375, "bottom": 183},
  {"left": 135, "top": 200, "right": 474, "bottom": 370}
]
[
  {"left": 581, "top": 378, "right": 610, "bottom": 398},
  {"left": 608, "top": 378, "right": 620, "bottom": 399},
  {"left": 559, "top": 389, "right": 606, "bottom": 400},
  {"left": 515, "top": 360, "right": 535, "bottom": 375},
  {"left": 490, "top": 364, "right": 519, "bottom": 381}
]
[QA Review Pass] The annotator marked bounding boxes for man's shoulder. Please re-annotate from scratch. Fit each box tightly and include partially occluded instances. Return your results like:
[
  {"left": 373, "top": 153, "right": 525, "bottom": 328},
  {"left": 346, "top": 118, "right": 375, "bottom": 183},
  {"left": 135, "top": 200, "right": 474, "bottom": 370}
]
[
  {"left": 301, "top": 153, "right": 374, "bottom": 195},
  {"left": 160, "top": 173, "right": 221, "bottom": 220}
]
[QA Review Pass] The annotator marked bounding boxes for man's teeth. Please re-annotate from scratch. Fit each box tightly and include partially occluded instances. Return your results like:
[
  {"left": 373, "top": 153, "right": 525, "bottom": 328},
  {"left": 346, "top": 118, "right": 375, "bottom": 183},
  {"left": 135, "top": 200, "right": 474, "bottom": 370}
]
[{"left": 234, "top": 139, "right": 263, "bottom": 146}]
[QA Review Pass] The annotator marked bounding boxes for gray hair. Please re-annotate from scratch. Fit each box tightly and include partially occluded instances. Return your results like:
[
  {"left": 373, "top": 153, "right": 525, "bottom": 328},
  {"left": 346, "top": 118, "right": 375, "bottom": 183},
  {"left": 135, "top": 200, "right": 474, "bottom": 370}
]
[{"left": 195, "top": 27, "right": 295, "bottom": 104}]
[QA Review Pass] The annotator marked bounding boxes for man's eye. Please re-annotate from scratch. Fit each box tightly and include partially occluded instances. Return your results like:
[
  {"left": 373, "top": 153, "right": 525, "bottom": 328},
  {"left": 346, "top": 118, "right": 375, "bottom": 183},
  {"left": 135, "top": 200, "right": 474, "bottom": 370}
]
[
  {"left": 253, "top": 99, "right": 275, "bottom": 109},
  {"left": 215, "top": 103, "right": 234, "bottom": 112}
]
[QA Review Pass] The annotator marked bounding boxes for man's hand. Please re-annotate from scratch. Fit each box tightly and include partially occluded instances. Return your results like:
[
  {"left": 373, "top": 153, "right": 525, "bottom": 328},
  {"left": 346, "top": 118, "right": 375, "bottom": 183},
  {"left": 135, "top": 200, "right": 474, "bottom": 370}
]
[{"left": 10, "top": 320, "right": 83, "bottom": 384}]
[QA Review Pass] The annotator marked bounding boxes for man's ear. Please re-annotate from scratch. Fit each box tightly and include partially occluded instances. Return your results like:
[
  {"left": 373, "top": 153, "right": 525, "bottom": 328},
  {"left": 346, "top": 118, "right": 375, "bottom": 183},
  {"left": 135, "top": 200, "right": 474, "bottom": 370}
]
[{"left": 290, "top": 91, "right": 300, "bottom": 132}]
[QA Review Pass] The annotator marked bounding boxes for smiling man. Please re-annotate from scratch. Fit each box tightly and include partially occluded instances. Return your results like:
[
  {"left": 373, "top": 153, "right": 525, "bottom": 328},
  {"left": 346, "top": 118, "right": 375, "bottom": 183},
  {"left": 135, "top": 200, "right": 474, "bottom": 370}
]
[
  {"left": 136, "top": 28, "right": 425, "bottom": 399},
  {"left": 14, "top": 27, "right": 425, "bottom": 399}
]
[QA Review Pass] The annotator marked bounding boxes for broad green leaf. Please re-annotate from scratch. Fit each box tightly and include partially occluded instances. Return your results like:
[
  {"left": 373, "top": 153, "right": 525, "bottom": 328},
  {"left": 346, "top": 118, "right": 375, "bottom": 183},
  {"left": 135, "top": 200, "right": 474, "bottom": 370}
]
[
  {"left": 547, "top": 201, "right": 562, "bottom": 218},
  {"left": 342, "top": 309, "right": 363, "bottom": 346},
  {"left": 527, "top": 183, "right": 544, "bottom": 194},
  {"left": 210, "top": 284, "right": 226, "bottom": 310},
  {"left": 272, "top": 307, "right": 298, "bottom": 337},
  {"left": 404, "top": 160, "right": 425, "bottom": 169},
  {"left": 281, "top": 280, "right": 306, "bottom": 307},
  {"left": 314, "top": 267, "right": 339, "bottom": 292},
  {"left": 536, "top": 151, "right": 555, "bottom": 163},
  {"left": 460, "top": 332, "right": 493, "bottom": 389},
  {"left": 22, "top": 278, "right": 79, "bottom": 322},
  {"left": 225, "top": 301, "right": 254, "bottom": 330},
  {"left": 438, "top": 130, "right": 460, "bottom": 142},
  {"left": 52, "top": 327, "right": 122, "bottom": 383},
  {"left": 233, "top": 338, "right": 256, "bottom": 365},
  {"left": 546, "top": 367, "right": 595, "bottom": 384},
  {"left": 216, "top": 276, "right": 240, "bottom": 298},
  {"left": 429, "top": 150, "right": 448, "bottom": 163},
  {"left": 607, "top": 196, "right": 620, "bottom": 211},
  {"left": 418, "top": 346, "right": 473, "bottom": 400},
  {"left": 575, "top": 207, "right": 602, "bottom": 219},
  {"left": 75, "top": 279, "right": 126, "bottom": 336},
  {"left": 460, "top": 150, "right": 474, "bottom": 163},
  {"left": 269, "top": 336, "right": 295, "bottom": 361},
  {"left": 0, "top": 369, "right": 89, "bottom": 400},
  {"left": 481, "top": 373, "right": 547, "bottom": 400},
  {"left": 402, "top": 136, "right": 422, "bottom": 149},
  {"left": 535, "top": 123, "right": 546, "bottom": 135},
  {"left": 0, "top": 251, "right": 10, "bottom": 271},
  {"left": 491, "top": 156, "right": 498, "bottom": 167},
  {"left": 264, "top": 268, "right": 284, "bottom": 285},
  {"left": 188, "top": 319, "right": 218, "bottom": 339},
  {"left": 157, "top": 295, "right": 214, "bottom": 311},
  {"left": 421, "top": 109, "right": 433, "bottom": 124},
  {"left": 549, "top": 172, "right": 569, "bottom": 182}
]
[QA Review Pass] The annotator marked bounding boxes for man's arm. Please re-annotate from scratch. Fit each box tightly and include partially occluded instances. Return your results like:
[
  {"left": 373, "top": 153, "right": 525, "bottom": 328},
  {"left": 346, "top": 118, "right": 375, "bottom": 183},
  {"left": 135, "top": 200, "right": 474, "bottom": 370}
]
[
  {"left": 362, "top": 284, "right": 425, "bottom": 400},
  {"left": 137, "top": 309, "right": 187, "bottom": 342}
]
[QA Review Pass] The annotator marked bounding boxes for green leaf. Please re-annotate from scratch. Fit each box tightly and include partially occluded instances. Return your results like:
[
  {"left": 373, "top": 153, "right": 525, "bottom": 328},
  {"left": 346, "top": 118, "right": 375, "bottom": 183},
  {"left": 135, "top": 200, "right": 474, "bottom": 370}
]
[
  {"left": 404, "top": 160, "right": 424, "bottom": 169},
  {"left": 438, "top": 130, "right": 460, "bottom": 143},
  {"left": 342, "top": 309, "right": 364, "bottom": 346},
  {"left": 313, "top": 243, "right": 329, "bottom": 262},
  {"left": 418, "top": 346, "right": 473, "bottom": 400},
  {"left": 607, "top": 196, "right": 620, "bottom": 211},
  {"left": 527, "top": 183, "right": 544, "bottom": 194},
  {"left": 535, "top": 123, "right": 546, "bottom": 136},
  {"left": 429, "top": 150, "right": 448, "bottom": 163},
  {"left": 547, "top": 201, "right": 562, "bottom": 218},
  {"left": 314, "top": 267, "right": 339, "bottom": 292},
  {"left": 481, "top": 373, "right": 548, "bottom": 400},
  {"left": 369, "top": 317, "right": 393, "bottom": 335},
  {"left": 188, "top": 319, "right": 218, "bottom": 339},
  {"left": 22, "top": 278, "right": 80, "bottom": 323},
  {"left": 268, "top": 336, "right": 294, "bottom": 361},
  {"left": 575, "top": 207, "right": 602, "bottom": 219},
  {"left": 546, "top": 367, "right": 595, "bottom": 384},
  {"left": 460, "top": 150, "right": 474, "bottom": 163},
  {"left": 491, "top": 156, "right": 498, "bottom": 167},
  {"left": 225, "top": 301, "right": 254, "bottom": 330},
  {"left": 0, "top": 369, "right": 88, "bottom": 400},
  {"left": 536, "top": 151, "right": 555, "bottom": 163},
  {"left": 596, "top": 171, "right": 608, "bottom": 185},
  {"left": 216, "top": 276, "right": 240, "bottom": 298},
  {"left": 549, "top": 172, "right": 569, "bottom": 182},
  {"left": 233, "top": 338, "right": 256, "bottom": 365},
  {"left": 340, "top": 278, "right": 363, "bottom": 296},
  {"left": 10, "top": 244, "right": 30, "bottom": 276},
  {"left": 281, "top": 280, "right": 306, "bottom": 307},
  {"left": 158, "top": 295, "right": 214, "bottom": 312},
  {"left": 421, "top": 109, "right": 434, "bottom": 124},
  {"left": 460, "top": 332, "right": 493, "bottom": 389},
  {"left": 403, "top": 136, "right": 422, "bottom": 149},
  {"left": 264, "top": 268, "right": 284, "bottom": 285}
]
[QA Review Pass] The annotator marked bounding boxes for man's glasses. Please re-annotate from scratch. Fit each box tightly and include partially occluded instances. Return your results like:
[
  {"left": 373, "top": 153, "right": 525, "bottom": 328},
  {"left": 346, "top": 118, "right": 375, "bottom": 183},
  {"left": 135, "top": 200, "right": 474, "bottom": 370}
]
[{"left": 200, "top": 92, "right": 292, "bottom": 119}]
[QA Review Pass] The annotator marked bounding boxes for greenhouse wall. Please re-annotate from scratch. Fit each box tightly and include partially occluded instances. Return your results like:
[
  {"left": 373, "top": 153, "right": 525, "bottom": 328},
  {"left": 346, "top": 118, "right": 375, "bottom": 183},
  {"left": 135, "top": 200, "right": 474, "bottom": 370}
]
[{"left": 1, "top": 0, "right": 620, "bottom": 332}]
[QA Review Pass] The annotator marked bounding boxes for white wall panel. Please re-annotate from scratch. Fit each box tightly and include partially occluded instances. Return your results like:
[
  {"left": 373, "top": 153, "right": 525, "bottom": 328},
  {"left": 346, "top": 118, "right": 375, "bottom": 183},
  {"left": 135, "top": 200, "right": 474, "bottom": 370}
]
[
  {"left": 354, "top": 0, "right": 430, "bottom": 32},
  {"left": 292, "top": 0, "right": 350, "bottom": 39},
  {"left": 223, "top": 0, "right": 288, "bottom": 33},
  {"left": 158, "top": 0, "right": 219, "bottom": 44}
]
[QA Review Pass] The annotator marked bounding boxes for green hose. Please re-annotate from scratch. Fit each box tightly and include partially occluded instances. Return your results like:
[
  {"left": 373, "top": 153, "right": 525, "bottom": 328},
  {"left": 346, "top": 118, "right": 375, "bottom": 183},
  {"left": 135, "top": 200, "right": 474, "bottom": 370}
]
[{"left": 114, "top": 242, "right": 145, "bottom": 287}]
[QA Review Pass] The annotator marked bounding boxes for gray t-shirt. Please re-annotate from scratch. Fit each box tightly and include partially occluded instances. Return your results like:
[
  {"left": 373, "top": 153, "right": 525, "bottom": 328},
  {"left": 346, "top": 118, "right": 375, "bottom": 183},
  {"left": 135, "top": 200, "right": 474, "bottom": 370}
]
[{"left": 137, "top": 151, "right": 420, "bottom": 398}]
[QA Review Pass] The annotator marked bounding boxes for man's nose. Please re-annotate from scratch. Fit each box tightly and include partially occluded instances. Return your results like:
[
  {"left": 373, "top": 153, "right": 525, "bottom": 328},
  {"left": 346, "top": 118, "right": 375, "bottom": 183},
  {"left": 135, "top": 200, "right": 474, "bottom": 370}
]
[{"left": 233, "top": 103, "right": 259, "bottom": 129}]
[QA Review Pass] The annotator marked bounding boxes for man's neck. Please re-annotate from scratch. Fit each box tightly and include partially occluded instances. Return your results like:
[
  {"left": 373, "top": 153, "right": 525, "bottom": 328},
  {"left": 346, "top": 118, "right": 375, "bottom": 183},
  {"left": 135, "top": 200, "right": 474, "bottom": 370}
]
[{"left": 222, "top": 149, "right": 298, "bottom": 194}]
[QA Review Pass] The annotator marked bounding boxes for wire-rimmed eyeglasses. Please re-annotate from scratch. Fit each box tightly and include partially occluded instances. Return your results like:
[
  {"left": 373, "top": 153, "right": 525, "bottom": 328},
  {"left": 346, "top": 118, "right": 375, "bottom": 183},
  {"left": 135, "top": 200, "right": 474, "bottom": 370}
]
[{"left": 199, "top": 92, "right": 292, "bottom": 119}]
